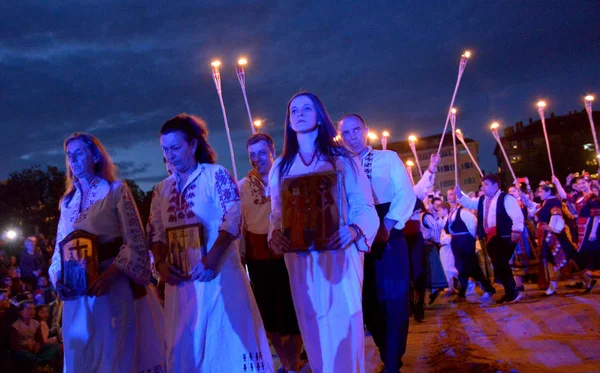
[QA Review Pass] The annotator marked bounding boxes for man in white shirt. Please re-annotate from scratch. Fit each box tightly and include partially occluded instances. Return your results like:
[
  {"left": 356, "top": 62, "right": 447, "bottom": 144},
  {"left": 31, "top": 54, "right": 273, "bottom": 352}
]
[
  {"left": 338, "top": 114, "right": 416, "bottom": 373},
  {"left": 239, "top": 133, "right": 302, "bottom": 373},
  {"left": 455, "top": 174, "right": 525, "bottom": 304}
]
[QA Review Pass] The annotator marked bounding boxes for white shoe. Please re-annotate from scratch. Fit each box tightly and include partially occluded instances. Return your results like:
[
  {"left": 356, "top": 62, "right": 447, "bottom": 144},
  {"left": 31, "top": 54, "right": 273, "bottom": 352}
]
[
  {"left": 466, "top": 280, "right": 477, "bottom": 295},
  {"left": 507, "top": 292, "right": 524, "bottom": 304},
  {"left": 479, "top": 291, "right": 493, "bottom": 299}
]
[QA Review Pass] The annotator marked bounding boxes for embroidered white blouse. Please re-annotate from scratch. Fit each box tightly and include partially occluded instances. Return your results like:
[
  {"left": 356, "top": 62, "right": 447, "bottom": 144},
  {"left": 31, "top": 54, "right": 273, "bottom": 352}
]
[
  {"left": 239, "top": 173, "right": 271, "bottom": 235},
  {"left": 359, "top": 147, "right": 416, "bottom": 230},
  {"left": 148, "top": 163, "right": 241, "bottom": 269},
  {"left": 49, "top": 178, "right": 151, "bottom": 287}
]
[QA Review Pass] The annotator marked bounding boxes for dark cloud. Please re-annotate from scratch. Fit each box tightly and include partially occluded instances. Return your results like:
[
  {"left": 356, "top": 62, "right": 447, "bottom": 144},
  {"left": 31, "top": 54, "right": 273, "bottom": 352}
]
[{"left": 1, "top": 1, "right": 599, "bottom": 191}]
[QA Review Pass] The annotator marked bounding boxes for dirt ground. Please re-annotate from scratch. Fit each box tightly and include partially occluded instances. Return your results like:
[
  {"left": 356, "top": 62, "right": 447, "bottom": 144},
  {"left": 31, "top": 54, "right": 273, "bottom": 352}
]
[
  {"left": 367, "top": 284, "right": 600, "bottom": 373},
  {"left": 275, "top": 284, "right": 600, "bottom": 372}
]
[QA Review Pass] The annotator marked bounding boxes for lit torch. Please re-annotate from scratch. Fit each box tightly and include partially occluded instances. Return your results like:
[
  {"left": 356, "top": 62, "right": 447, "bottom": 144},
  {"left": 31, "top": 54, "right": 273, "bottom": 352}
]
[
  {"left": 211, "top": 60, "right": 238, "bottom": 181},
  {"left": 451, "top": 108, "right": 459, "bottom": 185},
  {"left": 406, "top": 160, "right": 415, "bottom": 185},
  {"left": 408, "top": 135, "right": 423, "bottom": 178},
  {"left": 585, "top": 95, "right": 599, "bottom": 159},
  {"left": 253, "top": 119, "right": 262, "bottom": 133},
  {"left": 382, "top": 130, "right": 390, "bottom": 150},
  {"left": 437, "top": 50, "right": 471, "bottom": 154},
  {"left": 236, "top": 58, "right": 256, "bottom": 134},
  {"left": 490, "top": 122, "right": 517, "bottom": 183},
  {"left": 537, "top": 100, "right": 555, "bottom": 176}
]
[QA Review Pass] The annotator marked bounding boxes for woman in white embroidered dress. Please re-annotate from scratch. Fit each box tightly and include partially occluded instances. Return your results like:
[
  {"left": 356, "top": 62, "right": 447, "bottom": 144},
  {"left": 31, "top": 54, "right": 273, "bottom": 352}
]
[
  {"left": 148, "top": 114, "right": 273, "bottom": 373},
  {"left": 48, "top": 133, "right": 165, "bottom": 373},
  {"left": 268, "top": 92, "right": 379, "bottom": 373}
]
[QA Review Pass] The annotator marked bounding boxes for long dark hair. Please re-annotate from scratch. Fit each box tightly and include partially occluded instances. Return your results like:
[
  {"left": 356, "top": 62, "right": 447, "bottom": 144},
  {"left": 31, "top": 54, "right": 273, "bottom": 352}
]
[
  {"left": 278, "top": 92, "right": 356, "bottom": 180},
  {"left": 160, "top": 113, "right": 217, "bottom": 164}
]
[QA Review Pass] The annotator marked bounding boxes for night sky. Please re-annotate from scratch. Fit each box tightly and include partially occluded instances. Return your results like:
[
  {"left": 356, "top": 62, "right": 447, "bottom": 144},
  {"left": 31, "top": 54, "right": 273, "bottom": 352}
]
[{"left": 1, "top": 1, "right": 598, "bottom": 191}]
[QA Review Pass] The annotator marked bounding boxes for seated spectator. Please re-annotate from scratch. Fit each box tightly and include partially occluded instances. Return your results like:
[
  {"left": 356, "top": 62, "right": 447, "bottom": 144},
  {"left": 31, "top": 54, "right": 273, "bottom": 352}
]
[
  {"left": 33, "top": 276, "right": 55, "bottom": 306},
  {"left": 8, "top": 256, "right": 18, "bottom": 272},
  {"left": 0, "top": 274, "right": 11, "bottom": 292},
  {"left": 35, "top": 305, "right": 61, "bottom": 346},
  {"left": 10, "top": 301, "right": 59, "bottom": 366},
  {"left": 19, "top": 237, "right": 43, "bottom": 290},
  {"left": 0, "top": 289, "right": 13, "bottom": 350},
  {"left": 6, "top": 268, "right": 25, "bottom": 298}
]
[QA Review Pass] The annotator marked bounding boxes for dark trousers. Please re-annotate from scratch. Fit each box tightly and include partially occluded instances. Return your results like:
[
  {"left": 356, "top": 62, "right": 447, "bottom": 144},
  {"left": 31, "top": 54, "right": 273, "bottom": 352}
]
[
  {"left": 451, "top": 234, "right": 495, "bottom": 296},
  {"left": 487, "top": 236, "right": 518, "bottom": 297},
  {"left": 363, "top": 229, "right": 410, "bottom": 372},
  {"left": 405, "top": 232, "right": 426, "bottom": 306}
]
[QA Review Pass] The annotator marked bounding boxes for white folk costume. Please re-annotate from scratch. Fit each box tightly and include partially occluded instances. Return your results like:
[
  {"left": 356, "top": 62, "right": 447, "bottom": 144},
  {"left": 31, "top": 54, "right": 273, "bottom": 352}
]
[
  {"left": 149, "top": 163, "right": 273, "bottom": 373},
  {"left": 458, "top": 190, "right": 525, "bottom": 300},
  {"left": 269, "top": 154, "right": 378, "bottom": 373},
  {"left": 443, "top": 206, "right": 496, "bottom": 297},
  {"left": 49, "top": 178, "right": 165, "bottom": 373},
  {"left": 359, "top": 148, "right": 416, "bottom": 372}
]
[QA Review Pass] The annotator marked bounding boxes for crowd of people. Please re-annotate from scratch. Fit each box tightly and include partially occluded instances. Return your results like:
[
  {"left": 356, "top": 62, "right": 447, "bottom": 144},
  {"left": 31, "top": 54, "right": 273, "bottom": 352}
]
[
  {"left": 0, "top": 235, "right": 63, "bottom": 372},
  {"left": 0, "top": 90, "right": 598, "bottom": 373}
]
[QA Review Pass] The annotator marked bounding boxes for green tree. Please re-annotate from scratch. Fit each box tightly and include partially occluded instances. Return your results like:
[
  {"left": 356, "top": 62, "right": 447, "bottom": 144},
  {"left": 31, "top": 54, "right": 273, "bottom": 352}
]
[{"left": 0, "top": 166, "right": 65, "bottom": 237}]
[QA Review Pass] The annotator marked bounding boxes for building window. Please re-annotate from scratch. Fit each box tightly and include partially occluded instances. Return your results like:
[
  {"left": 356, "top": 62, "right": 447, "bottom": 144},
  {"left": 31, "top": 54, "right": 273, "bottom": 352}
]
[
  {"left": 464, "top": 177, "right": 476, "bottom": 185},
  {"left": 439, "top": 164, "right": 456, "bottom": 172},
  {"left": 439, "top": 180, "right": 455, "bottom": 187},
  {"left": 511, "top": 141, "right": 518, "bottom": 149},
  {"left": 459, "top": 149, "right": 468, "bottom": 155},
  {"left": 461, "top": 162, "right": 474, "bottom": 169},
  {"left": 510, "top": 155, "right": 521, "bottom": 163},
  {"left": 439, "top": 150, "right": 452, "bottom": 157}
]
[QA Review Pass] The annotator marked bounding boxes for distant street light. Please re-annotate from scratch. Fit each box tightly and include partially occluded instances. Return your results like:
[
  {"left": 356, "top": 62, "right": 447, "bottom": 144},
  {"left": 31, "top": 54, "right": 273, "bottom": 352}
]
[{"left": 5, "top": 230, "right": 17, "bottom": 240}]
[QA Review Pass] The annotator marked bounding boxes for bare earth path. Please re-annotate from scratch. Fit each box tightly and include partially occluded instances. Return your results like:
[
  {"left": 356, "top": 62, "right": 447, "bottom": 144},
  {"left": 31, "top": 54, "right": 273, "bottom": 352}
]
[{"left": 274, "top": 285, "right": 600, "bottom": 372}]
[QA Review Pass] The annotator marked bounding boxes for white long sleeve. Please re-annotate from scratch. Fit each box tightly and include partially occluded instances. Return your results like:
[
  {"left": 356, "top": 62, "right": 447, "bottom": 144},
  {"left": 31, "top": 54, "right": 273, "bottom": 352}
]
[
  {"left": 413, "top": 169, "right": 435, "bottom": 201},
  {"left": 460, "top": 209, "right": 477, "bottom": 238},
  {"left": 385, "top": 153, "right": 417, "bottom": 227},
  {"left": 504, "top": 194, "right": 524, "bottom": 232}
]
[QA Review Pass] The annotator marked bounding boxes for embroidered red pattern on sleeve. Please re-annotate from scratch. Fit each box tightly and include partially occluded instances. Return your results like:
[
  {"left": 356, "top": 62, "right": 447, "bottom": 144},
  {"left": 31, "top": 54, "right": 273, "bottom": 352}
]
[
  {"left": 113, "top": 186, "right": 150, "bottom": 285},
  {"left": 215, "top": 168, "right": 241, "bottom": 222}
]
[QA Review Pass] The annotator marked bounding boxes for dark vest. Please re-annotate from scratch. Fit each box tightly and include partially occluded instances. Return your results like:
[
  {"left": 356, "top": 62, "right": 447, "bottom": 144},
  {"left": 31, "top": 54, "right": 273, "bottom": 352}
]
[
  {"left": 445, "top": 207, "right": 469, "bottom": 235},
  {"left": 476, "top": 192, "right": 512, "bottom": 238}
]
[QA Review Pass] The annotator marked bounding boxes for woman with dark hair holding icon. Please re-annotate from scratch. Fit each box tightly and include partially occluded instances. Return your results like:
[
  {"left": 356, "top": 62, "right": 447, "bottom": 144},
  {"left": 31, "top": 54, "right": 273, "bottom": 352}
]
[{"left": 269, "top": 92, "right": 378, "bottom": 373}]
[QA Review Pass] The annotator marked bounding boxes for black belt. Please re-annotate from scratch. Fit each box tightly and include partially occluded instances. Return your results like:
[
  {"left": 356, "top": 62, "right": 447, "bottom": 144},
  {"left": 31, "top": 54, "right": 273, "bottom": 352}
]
[{"left": 98, "top": 237, "right": 123, "bottom": 262}]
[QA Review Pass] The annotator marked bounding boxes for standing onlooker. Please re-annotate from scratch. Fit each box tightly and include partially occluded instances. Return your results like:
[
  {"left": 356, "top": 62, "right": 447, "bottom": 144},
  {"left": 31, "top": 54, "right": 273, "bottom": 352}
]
[{"left": 19, "top": 237, "right": 43, "bottom": 290}]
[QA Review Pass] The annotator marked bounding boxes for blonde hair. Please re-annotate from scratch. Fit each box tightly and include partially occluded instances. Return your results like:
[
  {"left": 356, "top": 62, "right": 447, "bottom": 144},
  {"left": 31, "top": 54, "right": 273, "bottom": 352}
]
[{"left": 62, "top": 133, "right": 117, "bottom": 203}]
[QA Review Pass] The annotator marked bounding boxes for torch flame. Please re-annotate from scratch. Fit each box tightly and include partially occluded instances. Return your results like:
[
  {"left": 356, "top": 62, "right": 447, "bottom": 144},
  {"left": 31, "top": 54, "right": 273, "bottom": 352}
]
[
  {"left": 406, "top": 160, "right": 415, "bottom": 167},
  {"left": 211, "top": 60, "right": 221, "bottom": 68},
  {"left": 490, "top": 122, "right": 500, "bottom": 130},
  {"left": 238, "top": 58, "right": 248, "bottom": 66},
  {"left": 382, "top": 131, "right": 390, "bottom": 137},
  {"left": 537, "top": 101, "right": 547, "bottom": 108},
  {"left": 368, "top": 132, "right": 378, "bottom": 140},
  {"left": 456, "top": 129, "right": 462, "bottom": 134},
  {"left": 463, "top": 50, "right": 471, "bottom": 58},
  {"left": 451, "top": 108, "right": 457, "bottom": 114},
  {"left": 253, "top": 120, "right": 262, "bottom": 127},
  {"left": 334, "top": 135, "right": 341, "bottom": 142},
  {"left": 585, "top": 95, "right": 595, "bottom": 102},
  {"left": 408, "top": 135, "right": 418, "bottom": 143}
]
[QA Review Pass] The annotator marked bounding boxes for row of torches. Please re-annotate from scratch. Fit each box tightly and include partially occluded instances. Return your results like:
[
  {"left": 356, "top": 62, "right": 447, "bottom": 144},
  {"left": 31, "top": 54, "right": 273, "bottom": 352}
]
[{"left": 208, "top": 55, "right": 597, "bottom": 186}]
